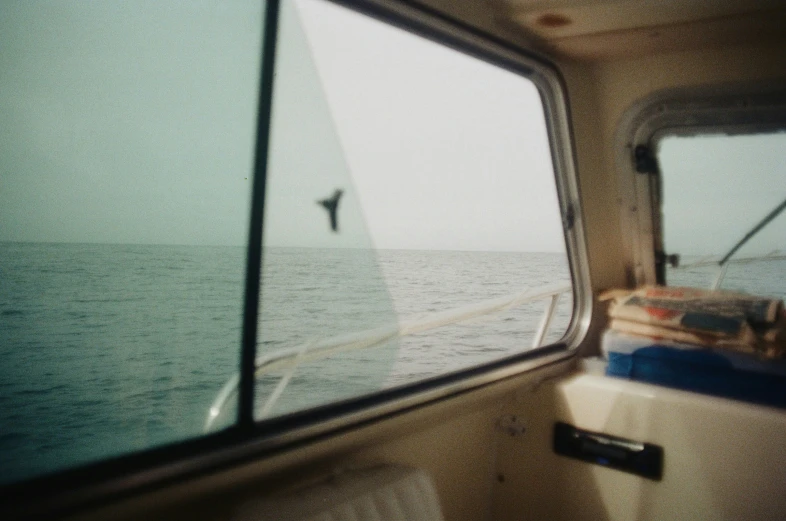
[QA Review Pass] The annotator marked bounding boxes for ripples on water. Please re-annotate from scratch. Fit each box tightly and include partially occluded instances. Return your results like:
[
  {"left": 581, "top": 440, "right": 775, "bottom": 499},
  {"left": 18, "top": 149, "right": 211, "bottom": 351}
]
[
  {"left": 667, "top": 259, "right": 786, "bottom": 301},
  {"left": 1, "top": 242, "right": 565, "bottom": 483},
  {"left": 1, "top": 243, "right": 243, "bottom": 483},
  {"left": 4, "top": 243, "right": 785, "bottom": 484}
]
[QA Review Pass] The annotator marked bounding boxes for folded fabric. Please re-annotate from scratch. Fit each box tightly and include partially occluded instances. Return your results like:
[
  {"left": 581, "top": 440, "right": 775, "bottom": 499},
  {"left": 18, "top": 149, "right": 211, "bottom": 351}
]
[{"left": 601, "top": 286, "right": 786, "bottom": 359}]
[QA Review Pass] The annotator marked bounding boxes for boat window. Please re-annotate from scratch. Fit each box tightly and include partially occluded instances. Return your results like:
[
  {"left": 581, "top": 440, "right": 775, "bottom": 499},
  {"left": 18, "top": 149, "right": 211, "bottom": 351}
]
[
  {"left": 229, "top": 0, "right": 573, "bottom": 425},
  {"left": 0, "top": 0, "right": 579, "bottom": 492},
  {"left": 658, "top": 132, "right": 786, "bottom": 299},
  {"left": 0, "top": 1, "right": 263, "bottom": 484}
]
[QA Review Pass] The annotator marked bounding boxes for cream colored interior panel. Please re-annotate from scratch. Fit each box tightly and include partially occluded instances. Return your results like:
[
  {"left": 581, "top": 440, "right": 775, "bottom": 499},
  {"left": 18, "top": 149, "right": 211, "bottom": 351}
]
[
  {"left": 594, "top": 41, "right": 786, "bottom": 132},
  {"left": 547, "top": 12, "right": 786, "bottom": 61},
  {"left": 510, "top": 1, "right": 781, "bottom": 40},
  {"left": 555, "top": 40, "right": 786, "bottom": 301},
  {"left": 67, "top": 360, "right": 574, "bottom": 521},
  {"left": 559, "top": 62, "right": 625, "bottom": 291},
  {"left": 234, "top": 465, "right": 445, "bottom": 521},
  {"left": 494, "top": 369, "right": 786, "bottom": 521}
]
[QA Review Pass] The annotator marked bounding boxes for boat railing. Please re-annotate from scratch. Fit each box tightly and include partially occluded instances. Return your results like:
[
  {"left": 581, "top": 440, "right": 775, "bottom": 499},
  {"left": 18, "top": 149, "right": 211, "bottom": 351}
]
[
  {"left": 204, "top": 281, "right": 572, "bottom": 431},
  {"left": 670, "top": 196, "right": 786, "bottom": 290},
  {"left": 675, "top": 250, "right": 786, "bottom": 270},
  {"left": 673, "top": 250, "right": 786, "bottom": 289}
]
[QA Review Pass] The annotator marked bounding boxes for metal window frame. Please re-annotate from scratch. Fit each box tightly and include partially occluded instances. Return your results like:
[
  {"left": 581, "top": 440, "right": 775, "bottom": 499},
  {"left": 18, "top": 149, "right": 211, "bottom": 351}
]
[
  {"left": 235, "top": 0, "right": 593, "bottom": 434},
  {"left": 614, "top": 80, "right": 786, "bottom": 287},
  {"left": 240, "top": 0, "right": 282, "bottom": 434},
  {"left": 0, "top": 0, "right": 591, "bottom": 518}
]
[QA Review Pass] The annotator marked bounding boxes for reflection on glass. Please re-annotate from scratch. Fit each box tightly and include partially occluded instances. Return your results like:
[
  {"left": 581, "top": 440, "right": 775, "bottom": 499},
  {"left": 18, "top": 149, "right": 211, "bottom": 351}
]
[
  {"left": 0, "top": 2, "right": 263, "bottom": 484},
  {"left": 257, "top": 0, "right": 399, "bottom": 418},
  {"left": 659, "top": 133, "right": 786, "bottom": 300}
]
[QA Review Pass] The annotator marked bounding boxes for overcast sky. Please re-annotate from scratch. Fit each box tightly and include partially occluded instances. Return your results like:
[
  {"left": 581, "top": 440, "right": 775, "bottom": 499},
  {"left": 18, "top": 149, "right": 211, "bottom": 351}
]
[
  {"left": 2, "top": 1, "right": 780, "bottom": 255},
  {"left": 659, "top": 133, "right": 786, "bottom": 257},
  {"left": 263, "top": 0, "right": 565, "bottom": 252},
  {"left": 0, "top": 1, "right": 262, "bottom": 246},
  {"left": 0, "top": 0, "right": 567, "bottom": 252}
]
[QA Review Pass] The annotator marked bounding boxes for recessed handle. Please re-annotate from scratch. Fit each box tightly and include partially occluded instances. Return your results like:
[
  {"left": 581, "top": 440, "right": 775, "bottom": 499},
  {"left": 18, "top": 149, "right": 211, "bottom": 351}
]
[{"left": 553, "top": 422, "right": 663, "bottom": 480}]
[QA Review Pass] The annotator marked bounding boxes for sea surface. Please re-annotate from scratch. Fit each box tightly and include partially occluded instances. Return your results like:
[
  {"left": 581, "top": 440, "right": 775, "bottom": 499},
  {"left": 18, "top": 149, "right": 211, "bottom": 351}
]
[
  {"left": 0, "top": 243, "right": 572, "bottom": 484},
  {"left": 667, "top": 258, "right": 786, "bottom": 301},
  {"left": 1, "top": 242, "right": 783, "bottom": 485}
]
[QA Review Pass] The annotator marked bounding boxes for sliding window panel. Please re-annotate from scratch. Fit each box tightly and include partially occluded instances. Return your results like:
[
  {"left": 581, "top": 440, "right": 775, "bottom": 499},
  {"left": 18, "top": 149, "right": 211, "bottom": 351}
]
[{"left": 0, "top": 1, "right": 264, "bottom": 484}]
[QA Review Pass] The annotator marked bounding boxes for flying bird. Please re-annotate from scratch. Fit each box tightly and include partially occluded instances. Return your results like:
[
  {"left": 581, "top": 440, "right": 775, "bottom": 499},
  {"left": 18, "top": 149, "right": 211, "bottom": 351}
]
[{"left": 317, "top": 189, "right": 343, "bottom": 232}]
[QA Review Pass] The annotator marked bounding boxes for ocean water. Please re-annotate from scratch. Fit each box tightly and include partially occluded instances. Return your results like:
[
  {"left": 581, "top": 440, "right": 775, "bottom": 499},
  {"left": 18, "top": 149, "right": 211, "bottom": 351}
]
[
  {"left": 0, "top": 243, "right": 244, "bottom": 483},
  {"left": 252, "top": 248, "right": 574, "bottom": 420},
  {"left": 667, "top": 259, "right": 786, "bottom": 301},
  {"left": 5, "top": 243, "right": 782, "bottom": 485},
  {"left": 0, "top": 243, "right": 571, "bottom": 484}
]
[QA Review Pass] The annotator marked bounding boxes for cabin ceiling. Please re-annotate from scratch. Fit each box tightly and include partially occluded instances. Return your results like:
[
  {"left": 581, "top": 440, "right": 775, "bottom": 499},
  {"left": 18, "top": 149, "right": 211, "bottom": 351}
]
[{"left": 437, "top": 0, "right": 786, "bottom": 60}]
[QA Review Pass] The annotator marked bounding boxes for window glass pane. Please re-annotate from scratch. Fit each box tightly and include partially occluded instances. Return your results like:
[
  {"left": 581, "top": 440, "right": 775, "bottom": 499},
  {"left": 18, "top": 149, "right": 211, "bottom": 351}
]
[
  {"left": 659, "top": 132, "right": 786, "bottom": 299},
  {"left": 246, "top": 0, "right": 572, "bottom": 422},
  {"left": 251, "top": 0, "right": 401, "bottom": 420},
  {"left": 0, "top": 1, "right": 263, "bottom": 484}
]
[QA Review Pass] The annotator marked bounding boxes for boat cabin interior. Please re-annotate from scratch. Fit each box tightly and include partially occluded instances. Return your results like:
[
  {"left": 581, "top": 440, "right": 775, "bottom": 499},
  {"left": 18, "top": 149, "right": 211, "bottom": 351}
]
[{"left": 2, "top": 0, "right": 785, "bottom": 520}]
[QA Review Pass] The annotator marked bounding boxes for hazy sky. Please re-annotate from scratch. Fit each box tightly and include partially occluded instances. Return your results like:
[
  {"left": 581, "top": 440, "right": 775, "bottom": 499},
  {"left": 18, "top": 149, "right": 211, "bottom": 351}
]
[
  {"left": 0, "top": 0, "right": 567, "bottom": 252},
  {"left": 0, "top": 1, "right": 262, "bottom": 246},
  {"left": 263, "top": 0, "right": 565, "bottom": 252},
  {"left": 4, "top": 1, "right": 779, "bottom": 255},
  {"left": 659, "top": 133, "right": 786, "bottom": 256}
]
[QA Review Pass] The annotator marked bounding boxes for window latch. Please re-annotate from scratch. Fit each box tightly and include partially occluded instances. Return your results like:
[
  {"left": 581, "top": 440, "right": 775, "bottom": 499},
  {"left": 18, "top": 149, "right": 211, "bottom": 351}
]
[
  {"left": 655, "top": 250, "right": 680, "bottom": 268},
  {"left": 634, "top": 145, "right": 659, "bottom": 174}
]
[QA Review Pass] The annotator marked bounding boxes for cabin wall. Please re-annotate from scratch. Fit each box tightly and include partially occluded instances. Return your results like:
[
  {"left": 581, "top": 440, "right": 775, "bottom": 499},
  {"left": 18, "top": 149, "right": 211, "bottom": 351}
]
[
  {"left": 484, "top": 44, "right": 786, "bottom": 521},
  {"left": 561, "top": 40, "right": 786, "bottom": 293},
  {"left": 554, "top": 40, "right": 786, "bottom": 353},
  {"left": 492, "top": 368, "right": 786, "bottom": 521},
  {"left": 67, "top": 360, "right": 574, "bottom": 521},
  {"left": 592, "top": 41, "right": 786, "bottom": 136},
  {"left": 560, "top": 60, "right": 625, "bottom": 294}
]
